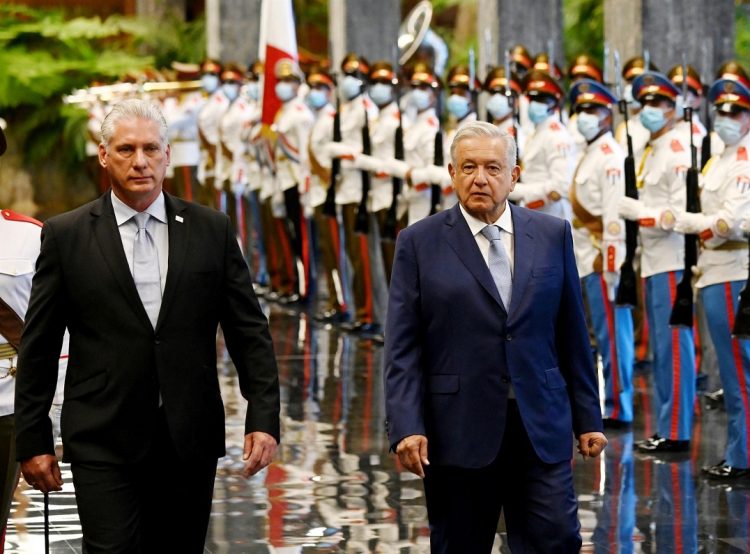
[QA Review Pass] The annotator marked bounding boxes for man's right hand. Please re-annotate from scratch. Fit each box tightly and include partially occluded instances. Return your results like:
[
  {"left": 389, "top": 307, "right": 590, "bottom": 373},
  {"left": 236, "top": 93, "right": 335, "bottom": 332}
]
[
  {"left": 20, "top": 454, "right": 63, "bottom": 493},
  {"left": 395, "top": 434, "right": 429, "bottom": 478}
]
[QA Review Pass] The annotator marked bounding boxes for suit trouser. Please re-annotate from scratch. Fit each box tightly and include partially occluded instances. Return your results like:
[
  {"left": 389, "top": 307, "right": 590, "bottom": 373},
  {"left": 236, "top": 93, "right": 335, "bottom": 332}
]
[
  {"left": 701, "top": 281, "right": 750, "bottom": 467},
  {"left": 340, "top": 204, "right": 374, "bottom": 324},
  {"left": 312, "top": 205, "right": 344, "bottom": 312},
  {"left": 644, "top": 271, "right": 696, "bottom": 441},
  {"left": 260, "top": 198, "right": 296, "bottom": 296},
  {"left": 71, "top": 410, "right": 217, "bottom": 554},
  {"left": 0, "top": 415, "right": 19, "bottom": 540},
  {"left": 582, "top": 273, "right": 635, "bottom": 422},
  {"left": 422, "top": 400, "right": 581, "bottom": 554}
]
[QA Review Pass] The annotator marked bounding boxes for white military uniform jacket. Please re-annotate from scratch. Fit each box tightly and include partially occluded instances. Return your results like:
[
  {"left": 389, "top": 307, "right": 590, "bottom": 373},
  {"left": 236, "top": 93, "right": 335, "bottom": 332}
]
[
  {"left": 335, "top": 94, "right": 378, "bottom": 206},
  {"left": 163, "top": 91, "right": 205, "bottom": 170},
  {"left": 403, "top": 107, "right": 439, "bottom": 224},
  {"left": 273, "top": 96, "right": 314, "bottom": 193},
  {"left": 197, "top": 89, "right": 230, "bottom": 184},
  {"left": 516, "top": 114, "right": 576, "bottom": 221},
  {"left": 679, "top": 134, "right": 750, "bottom": 288},
  {"left": 495, "top": 116, "right": 527, "bottom": 161},
  {"left": 635, "top": 127, "right": 691, "bottom": 278},
  {"left": 369, "top": 101, "right": 407, "bottom": 213},
  {"left": 0, "top": 211, "right": 68, "bottom": 416},
  {"left": 219, "top": 96, "right": 258, "bottom": 191},
  {"left": 307, "top": 102, "right": 336, "bottom": 210},
  {"left": 615, "top": 117, "right": 651, "bottom": 169},
  {"left": 570, "top": 132, "right": 627, "bottom": 279}
]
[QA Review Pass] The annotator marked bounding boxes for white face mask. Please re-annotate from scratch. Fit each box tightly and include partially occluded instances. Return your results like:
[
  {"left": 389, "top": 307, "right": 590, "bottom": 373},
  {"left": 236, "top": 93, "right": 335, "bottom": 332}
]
[
  {"left": 201, "top": 74, "right": 220, "bottom": 94},
  {"left": 342, "top": 75, "right": 363, "bottom": 100},
  {"left": 411, "top": 88, "right": 433, "bottom": 112},
  {"left": 714, "top": 115, "right": 745, "bottom": 146},
  {"left": 275, "top": 81, "right": 296, "bottom": 102},
  {"left": 528, "top": 100, "right": 552, "bottom": 125},
  {"left": 244, "top": 82, "right": 260, "bottom": 101},
  {"left": 486, "top": 93, "right": 512, "bottom": 120},
  {"left": 222, "top": 83, "right": 240, "bottom": 102},
  {"left": 576, "top": 111, "right": 603, "bottom": 141}
]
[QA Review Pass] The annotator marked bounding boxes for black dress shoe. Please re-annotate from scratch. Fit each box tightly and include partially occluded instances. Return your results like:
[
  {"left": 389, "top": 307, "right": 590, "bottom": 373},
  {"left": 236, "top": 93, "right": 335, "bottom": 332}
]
[
  {"left": 701, "top": 461, "right": 750, "bottom": 480},
  {"left": 340, "top": 320, "right": 364, "bottom": 332},
  {"left": 314, "top": 309, "right": 342, "bottom": 322},
  {"left": 278, "top": 293, "right": 301, "bottom": 305},
  {"left": 635, "top": 434, "right": 661, "bottom": 448},
  {"left": 637, "top": 437, "right": 690, "bottom": 453},
  {"left": 603, "top": 418, "right": 632, "bottom": 430},
  {"left": 705, "top": 389, "right": 725, "bottom": 410},
  {"left": 264, "top": 290, "right": 281, "bottom": 302}
]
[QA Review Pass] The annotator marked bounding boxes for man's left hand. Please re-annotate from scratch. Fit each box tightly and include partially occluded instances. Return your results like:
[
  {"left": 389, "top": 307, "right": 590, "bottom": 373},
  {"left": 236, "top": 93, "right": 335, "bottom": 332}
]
[
  {"left": 242, "top": 431, "right": 278, "bottom": 478},
  {"left": 577, "top": 432, "right": 608, "bottom": 459}
]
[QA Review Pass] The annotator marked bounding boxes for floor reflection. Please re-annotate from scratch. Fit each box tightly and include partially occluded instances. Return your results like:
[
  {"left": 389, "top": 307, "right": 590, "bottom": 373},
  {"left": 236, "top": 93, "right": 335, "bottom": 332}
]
[{"left": 6, "top": 303, "right": 750, "bottom": 552}]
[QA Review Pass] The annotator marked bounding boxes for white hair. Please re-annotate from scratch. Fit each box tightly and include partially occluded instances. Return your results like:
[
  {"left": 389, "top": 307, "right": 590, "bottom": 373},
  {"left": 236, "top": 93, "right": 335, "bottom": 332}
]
[
  {"left": 100, "top": 98, "right": 168, "bottom": 148},
  {"left": 450, "top": 120, "right": 517, "bottom": 169}
]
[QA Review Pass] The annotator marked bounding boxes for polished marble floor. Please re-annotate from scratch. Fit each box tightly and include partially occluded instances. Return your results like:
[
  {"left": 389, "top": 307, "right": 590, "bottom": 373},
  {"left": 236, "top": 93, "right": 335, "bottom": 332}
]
[{"left": 5, "top": 302, "right": 750, "bottom": 553}]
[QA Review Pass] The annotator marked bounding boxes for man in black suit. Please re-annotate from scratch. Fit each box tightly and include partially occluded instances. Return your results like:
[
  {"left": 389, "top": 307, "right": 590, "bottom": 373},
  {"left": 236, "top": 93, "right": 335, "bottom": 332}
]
[{"left": 14, "top": 99, "right": 280, "bottom": 552}]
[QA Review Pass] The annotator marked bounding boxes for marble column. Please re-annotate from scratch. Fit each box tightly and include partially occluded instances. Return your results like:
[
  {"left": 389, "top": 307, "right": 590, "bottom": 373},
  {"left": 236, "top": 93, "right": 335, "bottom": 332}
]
[
  {"left": 328, "top": 0, "right": 400, "bottom": 70},
  {"left": 206, "top": 0, "right": 263, "bottom": 65}
]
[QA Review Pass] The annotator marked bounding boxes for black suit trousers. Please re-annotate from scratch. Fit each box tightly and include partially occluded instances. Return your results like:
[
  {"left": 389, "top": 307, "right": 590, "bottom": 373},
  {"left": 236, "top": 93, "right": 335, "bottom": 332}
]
[
  {"left": 71, "top": 409, "right": 217, "bottom": 553},
  {"left": 422, "top": 400, "right": 582, "bottom": 553}
]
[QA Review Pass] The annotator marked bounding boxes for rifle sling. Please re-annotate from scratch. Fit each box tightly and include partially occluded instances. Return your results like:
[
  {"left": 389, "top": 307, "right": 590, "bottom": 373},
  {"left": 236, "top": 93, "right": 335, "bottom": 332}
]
[{"left": 0, "top": 295, "right": 23, "bottom": 351}]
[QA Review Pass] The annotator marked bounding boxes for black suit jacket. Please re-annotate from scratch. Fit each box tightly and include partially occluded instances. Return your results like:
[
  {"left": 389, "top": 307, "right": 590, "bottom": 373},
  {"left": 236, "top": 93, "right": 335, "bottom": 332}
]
[{"left": 15, "top": 192, "right": 280, "bottom": 464}]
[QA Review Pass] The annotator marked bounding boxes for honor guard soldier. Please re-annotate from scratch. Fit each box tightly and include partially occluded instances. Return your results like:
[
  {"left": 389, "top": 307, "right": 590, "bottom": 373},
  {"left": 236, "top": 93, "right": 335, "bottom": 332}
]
[
  {"left": 569, "top": 79, "right": 635, "bottom": 427},
  {"left": 511, "top": 69, "right": 576, "bottom": 221},
  {"left": 617, "top": 71, "right": 696, "bottom": 453},
  {"left": 305, "top": 65, "right": 347, "bottom": 321},
  {"left": 567, "top": 55, "right": 605, "bottom": 157},
  {"left": 364, "top": 61, "right": 410, "bottom": 283},
  {"left": 615, "top": 56, "right": 658, "bottom": 165},
  {"left": 162, "top": 62, "right": 205, "bottom": 203},
  {"left": 673, "top": 76, "right": 750, "bottom": 479},
  {"left": 197, "top": 59, "right": 229, "bottom": 208},
  {"left": 484, "top": 66, "right": 526, "bottom": 155},
  {"left": 271, "top": 58, "right": 314, "bottom": 303},
  {"left": 0, "top": 127, "right": 68, "bottom": 548},
  {"left": 327, "top": 53, "right": 379, "bottom": 333},
  {"left": 218, "top": 63, "right": 251, "bottom": 238},
  {"left": 509, "top": 44, "right": 534, "bottom": 133},
  {"left": 668, "top": 64, "right": 707, "bottom": 161}
]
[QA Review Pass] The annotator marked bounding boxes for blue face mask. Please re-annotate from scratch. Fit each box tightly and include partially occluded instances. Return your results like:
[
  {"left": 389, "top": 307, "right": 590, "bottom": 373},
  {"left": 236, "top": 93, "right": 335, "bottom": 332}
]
[
  {"left": 222, "top": 83, "right": 240, "bottom": 102},
  {"left": 411, "top": 88, "right": 433, "bottom": 112},
  {"left": 369, "top": 83, "right": 393, "bottom": 107},
  {"left": 446, "top": 94, "right": 471, "bottom": 120},
  {"left": 639, "top": 105, "right": 668, "bottom": 133},
  {"left": 342, "top": 75, "right": 363, "bottom": 100},
  {"left": 275, "top": 81, "right": 296, "bottom": 102},
  {"left": 486, "top": 93, "right": 512, "bottom": 120},
  {"left": 576, "top": 111, "right": 603, "bottom": 141},
  {"left": 244, "top": 82, "right": 260, "bottom": 101},
  {"left": 714, "top": 115, "right": 744, "bottom": 146},
  {"left": 528, "top": 100, "right": 552, "bottom": 125},
  {"left": 306, "top": 88, "right": 328, "bottom": 110},
  {"left": 201, "top": 74, "right": 220, "bottom": 94}
]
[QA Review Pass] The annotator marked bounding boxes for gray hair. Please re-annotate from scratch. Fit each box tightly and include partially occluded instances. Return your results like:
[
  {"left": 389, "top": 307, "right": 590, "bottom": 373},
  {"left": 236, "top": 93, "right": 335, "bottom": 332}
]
[
  {"left": 100, "top": 98, "right": 168, "bottom": 149},
  {"left": 450, "top": 120, "right": 517, "bottom": 169}
]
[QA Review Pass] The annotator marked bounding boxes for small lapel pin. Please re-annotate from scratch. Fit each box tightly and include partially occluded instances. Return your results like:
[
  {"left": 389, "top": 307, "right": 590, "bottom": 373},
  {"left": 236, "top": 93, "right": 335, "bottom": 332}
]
[{"left": 175, "top": 215, "right": 184, "bottom": 223}]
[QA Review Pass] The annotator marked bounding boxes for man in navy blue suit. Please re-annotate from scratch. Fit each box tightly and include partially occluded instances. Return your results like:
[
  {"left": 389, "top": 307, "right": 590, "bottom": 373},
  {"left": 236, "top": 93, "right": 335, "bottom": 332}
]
[{"left": 384, "top": 121, "right": 607, "bottom": 553}]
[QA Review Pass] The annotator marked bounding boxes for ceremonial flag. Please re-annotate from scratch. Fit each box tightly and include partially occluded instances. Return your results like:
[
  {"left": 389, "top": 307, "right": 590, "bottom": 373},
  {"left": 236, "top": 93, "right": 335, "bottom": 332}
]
[{"left": 259, "top": 0, "right": 299, "bottom": 127}]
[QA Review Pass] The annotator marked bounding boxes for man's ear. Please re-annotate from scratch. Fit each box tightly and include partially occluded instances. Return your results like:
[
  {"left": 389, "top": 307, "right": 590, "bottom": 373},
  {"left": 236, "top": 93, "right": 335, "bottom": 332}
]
[
  {"left": 448, "top": 162, "right": 456, "bottom": 181},
  {"left": 510, "top": 165, "right": 521, "bottom": 188},
  {"left": 98, "top": 143, "right": 107, "bottom": 169}
]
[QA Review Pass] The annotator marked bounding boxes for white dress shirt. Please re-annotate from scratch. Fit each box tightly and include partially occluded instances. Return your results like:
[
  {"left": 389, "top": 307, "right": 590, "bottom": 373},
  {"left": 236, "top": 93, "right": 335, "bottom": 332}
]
[{"left": 459, "top": 202, "right": 515, "bottom": 275}]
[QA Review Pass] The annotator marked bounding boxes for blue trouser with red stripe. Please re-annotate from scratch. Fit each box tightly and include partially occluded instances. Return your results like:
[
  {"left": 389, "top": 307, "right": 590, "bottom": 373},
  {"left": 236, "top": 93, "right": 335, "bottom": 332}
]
[
  {"left": 582, "top": 273, "right": 635, "bottom": 423},
  {"left": 701, "top": 280, "right": 750, "bottom": 468},
  {"left": 645, "top": 271, "right": 696, "bottom": 441}
]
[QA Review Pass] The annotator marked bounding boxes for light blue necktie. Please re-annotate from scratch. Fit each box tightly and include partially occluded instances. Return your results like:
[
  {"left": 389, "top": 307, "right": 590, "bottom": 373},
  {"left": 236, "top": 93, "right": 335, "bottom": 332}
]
[
  {"left": 481, "top": 224, "right": 513, "bottom": 311},
  {"left": 132, "top": 212, "right": 161, "bottom": 328}
]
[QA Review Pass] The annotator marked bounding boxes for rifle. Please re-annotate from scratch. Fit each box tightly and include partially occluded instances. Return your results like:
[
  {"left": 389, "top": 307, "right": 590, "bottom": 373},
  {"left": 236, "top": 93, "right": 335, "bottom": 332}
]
[
  {"left": 323, "top": 76, "right": 341, "bottom": 218},
  {"left": 701, "top": 82, "right": 712, "bottom": 170},
  {"left": 382, "top": 91, "right": 404, "bottom": 241},
  {"left": 430, "top": 129, "right": 444, "bottom": 215},
  {"left": 669, "top": 58, "right": 701, "bottom": 328},
  {"left": 504, "top": 49, "right": 518, "bottom": 154},
  {"left": 613, "top": 51, "right": 639, "bottom": 308},
  {"left": 733, "top": 231, "right": 750, "bottom": 338},
  {"left": 355, "top": 100, "right": 372, "bottom": 233}
]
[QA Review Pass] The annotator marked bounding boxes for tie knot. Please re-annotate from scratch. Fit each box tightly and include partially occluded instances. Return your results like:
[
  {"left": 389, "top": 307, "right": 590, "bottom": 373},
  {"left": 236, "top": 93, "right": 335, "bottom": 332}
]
[
  {"left": 481, "top": 224, "right": 502, "bottom": 241},
  {"left": 134, "top": 212, "right": 150, "bottom": 231}
]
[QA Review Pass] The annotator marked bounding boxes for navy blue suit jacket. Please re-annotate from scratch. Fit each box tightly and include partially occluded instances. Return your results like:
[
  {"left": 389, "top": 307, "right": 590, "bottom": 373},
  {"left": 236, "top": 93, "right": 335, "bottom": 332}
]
[{"left": 384, "top": 203, "right": 603, "bottom": 467}]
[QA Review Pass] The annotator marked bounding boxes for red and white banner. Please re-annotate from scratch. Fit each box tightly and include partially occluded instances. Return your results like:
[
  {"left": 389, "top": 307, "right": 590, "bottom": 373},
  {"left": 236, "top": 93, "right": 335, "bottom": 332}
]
[{"left": 259, "top": 0, "right": 299, "bottom": 127}]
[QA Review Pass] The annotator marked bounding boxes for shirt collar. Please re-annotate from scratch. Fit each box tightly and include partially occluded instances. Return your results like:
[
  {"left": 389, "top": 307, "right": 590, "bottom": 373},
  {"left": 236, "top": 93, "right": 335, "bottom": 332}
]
[
  {"left": 111, "top": 191, "right": 167, "bottom": 227},
  {"left": 459, "top": 202, "right": 514, "bottom": 237}
]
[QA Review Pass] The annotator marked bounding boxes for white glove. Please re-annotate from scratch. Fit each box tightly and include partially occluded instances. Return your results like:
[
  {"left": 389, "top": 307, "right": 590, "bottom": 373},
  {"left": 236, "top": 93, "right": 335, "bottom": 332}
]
[
  {"left": 323, "top": 142, "right": 360, "bottom": 159},
  {"left": 508, "top": 188, "right": 525, "bottom": 202},
  {"left": 617, "top": 197, "right": 648, "bottom": 221},
  {"left": 213, "top": 176, "right": 224, "bottom": 191},
  {"left": 428, "top": 165, "right": 452, "bottom": 187},
  {"left": 673, "top": 211, "right": 708, "bottom": 235},
  {"left": 409, "top": 166, "right": 431, "bottom": 186},
  {"left": 517, "top": 183, "right": 549, "bottom": 207},
  {"left": 352, "top": 153, "right": 382, "bottom": 173},
  {"left": 603, "top": 271, "right": 619, "bottom": 302},
  {"left": 382, "top": 158, "right": 410, "bottom": 180},
  {"left": 740, "top": 218, "right": 750, "bottom": 233}
]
